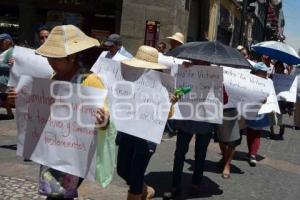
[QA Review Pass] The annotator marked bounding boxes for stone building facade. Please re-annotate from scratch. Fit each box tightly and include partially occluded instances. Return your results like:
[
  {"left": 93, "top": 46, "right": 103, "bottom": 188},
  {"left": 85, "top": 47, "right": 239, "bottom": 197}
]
[{"left": 0, "top": 0, "right": 283, "bottom": 53}]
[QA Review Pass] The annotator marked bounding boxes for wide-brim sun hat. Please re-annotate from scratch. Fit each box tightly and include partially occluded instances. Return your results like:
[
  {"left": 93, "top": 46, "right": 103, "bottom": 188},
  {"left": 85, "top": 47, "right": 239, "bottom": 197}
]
[
  {"left": 121, "top": 45, "right": 167, "bottom": 70},
  {"left": 167, "top": 32, "right": 184, "bottom": 44},
  {"left": 36, "top": 25, "right": 100, "bottom": 58}
]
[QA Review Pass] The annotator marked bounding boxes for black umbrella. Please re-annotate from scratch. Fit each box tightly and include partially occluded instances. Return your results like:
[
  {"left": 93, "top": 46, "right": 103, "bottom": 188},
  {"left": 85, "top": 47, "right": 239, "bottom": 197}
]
[{"left": 166, "top": 41, "right": 251, "bottom": 68}]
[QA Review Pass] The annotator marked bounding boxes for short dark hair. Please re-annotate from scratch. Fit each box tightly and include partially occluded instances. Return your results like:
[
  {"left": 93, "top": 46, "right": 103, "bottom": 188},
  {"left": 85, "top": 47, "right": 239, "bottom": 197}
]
[
  {"left": 38, "top": 26, "right": 50, "bottom": 33},
  {"left": 158, "top": 41, "right": 166, "bottom": 48}
]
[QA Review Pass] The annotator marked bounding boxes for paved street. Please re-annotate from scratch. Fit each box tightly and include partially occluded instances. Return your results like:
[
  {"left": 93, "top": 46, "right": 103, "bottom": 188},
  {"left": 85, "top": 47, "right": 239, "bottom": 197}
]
[{"left": 0, "top": 109, "right": 300, "bottom": 200}]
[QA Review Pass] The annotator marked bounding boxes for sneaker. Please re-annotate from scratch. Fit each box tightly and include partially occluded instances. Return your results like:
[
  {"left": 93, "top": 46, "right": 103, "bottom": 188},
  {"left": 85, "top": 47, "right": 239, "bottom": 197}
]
[{"left": 249, "top": 155, "right": 257, "bottom": 167}]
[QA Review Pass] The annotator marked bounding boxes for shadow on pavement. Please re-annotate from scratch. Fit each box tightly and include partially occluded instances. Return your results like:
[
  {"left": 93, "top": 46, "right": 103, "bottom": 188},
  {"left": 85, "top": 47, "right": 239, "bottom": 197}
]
[
  {"left": 0, "top": 144, "right": 17, "bottom": 150},
  {"left": 284, "top": 124, "right": 295, "bottom": 129},
  {"left": 145, "top": 171, "right": 223, "bottom": 199},
  {"left": 185, "top": 159, "right": 245, "bottom": 175}
]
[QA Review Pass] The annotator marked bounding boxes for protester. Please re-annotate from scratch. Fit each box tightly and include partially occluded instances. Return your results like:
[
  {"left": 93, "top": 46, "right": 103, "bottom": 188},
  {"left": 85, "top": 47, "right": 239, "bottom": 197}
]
[
  {"left": 163, "top": 33, "right": 185, "bottom": 138},
  {"left": 167, "top": 32, "right": 184, "bottom": 51},
  {"left": 117, "top": 45, "right": 178, "bottom": 200},
  {"left": 260, "top": 54, "right": 280, "bottom": 138},
  {"left": 163, "top": 60, "right": 215, "bottom": 198},
  {"left": 0, "top": 33, "right": 15, "bottom": 120},
  {"left": 261, "top": 55, "right": 274, "bottom": 77},
  {"left": 216, "top": 86, "right": 241, "bottom": 179},
  {"left": 246, "top": 62, "right": 270, "bottom": 167},
  {"left": 157, "top": 41, "right": 167, "bottom": 54},
  {"left": 237, "top": 45, "right": 249, "bottom": 59},
  {"left": 271, "top": 61, "right": 294, "bottom": 140},
  {"left": 38, "top": 26, "right": 50, "bottom": 47},
  {"left": 35, "top": 25, "right": 113, "bottom": 200},
  {"left": 100, "top": 33, "right": 132, "bottom": 59}
]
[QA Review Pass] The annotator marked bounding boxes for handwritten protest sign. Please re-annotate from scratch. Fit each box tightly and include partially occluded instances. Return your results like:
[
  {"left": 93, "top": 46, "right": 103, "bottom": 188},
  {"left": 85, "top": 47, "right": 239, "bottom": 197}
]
[
  {"left": 8, "top": 46, "right": 53, "bottom": 87},
  {"left": 16, "top": 76, "right": 107, "bottom": 179},
  {"left": 223, "top": 66, "right": 279, "bottom": 118},
  {"left": 171, "top": 65, "right": 223, "bottom": 124},
  {"left": 273, "top": 73, "right": 298, "bottom": 103},
  {"left": 92, "top": 58, "right": 173, "bottom": 143},
  {"left": 223, "top": 66, "right": 269, "bottom": 107}
]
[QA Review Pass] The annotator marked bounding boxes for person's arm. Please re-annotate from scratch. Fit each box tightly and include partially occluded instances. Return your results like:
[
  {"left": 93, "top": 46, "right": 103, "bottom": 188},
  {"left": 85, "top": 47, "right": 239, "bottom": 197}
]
[
  {"left": 81, "top": 73, "right": 110, "bottom": 129},
  {"left": 223, "top": 85, "right": 228, "bottom": 105}
]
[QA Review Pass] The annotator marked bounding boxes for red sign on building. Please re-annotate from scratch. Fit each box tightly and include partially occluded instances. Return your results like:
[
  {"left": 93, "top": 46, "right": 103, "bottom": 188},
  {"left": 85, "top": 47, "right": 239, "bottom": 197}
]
[{"left": 144, "top": 20, "right": 160, "bottom": 47}]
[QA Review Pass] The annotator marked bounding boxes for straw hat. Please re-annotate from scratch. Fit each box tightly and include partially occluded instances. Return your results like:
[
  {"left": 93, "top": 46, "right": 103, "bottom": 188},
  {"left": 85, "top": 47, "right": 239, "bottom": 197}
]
[
  {"left": 167, "top": 32, "right": 184, "bottom": 44},
  {"left": 121, "top": 45, "right": 167, "bottom": 69},
  {"left": 36, "top": 25, "right": 99, "bottom": 58}
]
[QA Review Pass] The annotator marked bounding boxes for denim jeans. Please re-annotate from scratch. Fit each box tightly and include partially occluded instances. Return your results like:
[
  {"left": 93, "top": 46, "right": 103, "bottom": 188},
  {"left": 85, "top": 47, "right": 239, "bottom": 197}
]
[
  {"left": 172, "top": 127, "right": 213, "bottom": 190},
  {"left": 117, "top": 133, "right": 154, "bottom": 194}
]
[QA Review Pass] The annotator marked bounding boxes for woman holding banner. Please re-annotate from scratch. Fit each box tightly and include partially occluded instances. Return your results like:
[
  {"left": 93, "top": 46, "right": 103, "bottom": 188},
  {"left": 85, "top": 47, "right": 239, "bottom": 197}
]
[
  {"left": 116, "top": 45, "right": 178, "bottom": 200},
  {"left": 215, "top": 86, "right": 241, "bottom": 179},
  {"left": 35, "top": 25, "right": 114, "bottom": 200},
  {"left": 246, "top": 62, "right": 270, "bottom": 167}
]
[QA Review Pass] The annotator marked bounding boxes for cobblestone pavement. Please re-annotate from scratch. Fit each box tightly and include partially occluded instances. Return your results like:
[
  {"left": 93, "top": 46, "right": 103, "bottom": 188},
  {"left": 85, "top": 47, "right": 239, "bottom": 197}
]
[
  {"left": 0, "top": 176, "right": 44, "bottom": 200},
  {"left": 0, "top": 176, "right": 95, "bottom": 200}
]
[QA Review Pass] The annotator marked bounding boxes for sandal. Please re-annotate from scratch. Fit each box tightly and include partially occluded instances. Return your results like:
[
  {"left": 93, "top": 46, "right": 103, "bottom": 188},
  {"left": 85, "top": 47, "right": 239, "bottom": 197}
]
[{"left": 221, "top": 173, "right": 231, "bottom": 179}]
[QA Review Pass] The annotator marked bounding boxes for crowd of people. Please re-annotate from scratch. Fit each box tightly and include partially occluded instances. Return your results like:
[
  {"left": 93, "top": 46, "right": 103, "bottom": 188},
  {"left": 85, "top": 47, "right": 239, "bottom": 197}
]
[{"left": 0, "top": 24, "right": 299, "bottom": 200}]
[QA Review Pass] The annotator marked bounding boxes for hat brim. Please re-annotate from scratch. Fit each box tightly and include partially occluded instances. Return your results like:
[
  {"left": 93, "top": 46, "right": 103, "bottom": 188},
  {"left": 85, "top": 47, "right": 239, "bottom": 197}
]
[
  {"left": 104, "top": 41, "right": 114, "bottom": 46},
  {"left": 121, "top": 58, "right": 167, "bottom": 70},
  {"left": 36, "top": 38, "right": 99, "bottom": 58},
  {"left": 167, "top": 36, "right": 184, "bottom": 44}
]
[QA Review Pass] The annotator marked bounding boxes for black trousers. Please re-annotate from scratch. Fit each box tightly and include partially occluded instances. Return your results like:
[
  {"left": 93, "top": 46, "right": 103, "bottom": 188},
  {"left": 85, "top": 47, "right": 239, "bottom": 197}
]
[
  {"left": 172, "top": 130, "right": 212, "bottom": 189},
  {"left": 117, "top": 133, "right": 154, "bottom": 194}
]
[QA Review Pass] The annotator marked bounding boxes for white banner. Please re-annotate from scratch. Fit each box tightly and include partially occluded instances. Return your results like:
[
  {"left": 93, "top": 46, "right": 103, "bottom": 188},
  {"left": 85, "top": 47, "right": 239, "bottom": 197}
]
[
  {"left": 223, "top": 66, "right": 279, "bottom": 118},
  {"left": 273, "top": 73, "right": 298, "bottom": 103},
  {"left": 223, "top": 66, "right": 269, "bottom": 106},
  {"left": 92, "top": 58, "right": 173, "bottom": 143},
  {"left": 8, "top": 46, "right": 53, "bottom": 87},
  {"left": 258, "top": 79, "right": 281, "bottom": 115},
  {"left": 171, "top": 65, "right": 223, "bottom": 124},
  {"left": 16, "top": 76, "right": 107, "bottom": 179}
]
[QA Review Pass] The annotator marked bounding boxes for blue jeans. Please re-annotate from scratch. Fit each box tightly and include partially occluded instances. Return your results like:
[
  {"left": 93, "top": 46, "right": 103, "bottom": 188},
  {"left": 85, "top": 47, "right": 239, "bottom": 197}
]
[
  {"left": 172, "top": 128, "right": 213, "bottom": 189},
  {"left": 117, "top": 133, "right": 155, "bottom": 194}
]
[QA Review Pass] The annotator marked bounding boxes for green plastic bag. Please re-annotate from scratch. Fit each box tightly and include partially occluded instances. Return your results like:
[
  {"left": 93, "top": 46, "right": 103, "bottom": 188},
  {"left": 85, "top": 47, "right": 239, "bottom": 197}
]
[{"left": 95, "top": 121, "right": 117, "bottom": 187}]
